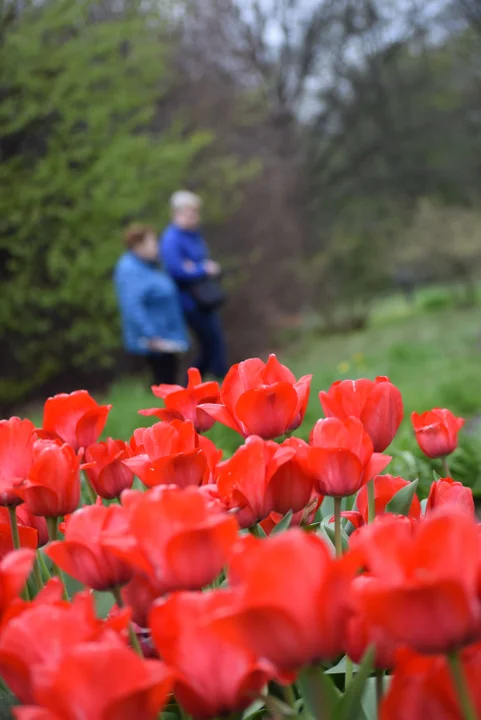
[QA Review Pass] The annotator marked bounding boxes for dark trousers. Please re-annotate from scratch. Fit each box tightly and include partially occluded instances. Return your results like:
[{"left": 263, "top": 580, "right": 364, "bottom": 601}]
[
  {"left": 185, "top": 307, "right": 228, "bottom": 380},
  {"left": 146, "top": 353, "right": 179, "bottom": 386}
]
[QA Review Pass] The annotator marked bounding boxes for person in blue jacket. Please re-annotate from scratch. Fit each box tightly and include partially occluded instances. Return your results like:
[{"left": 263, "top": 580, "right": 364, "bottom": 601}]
[
  {"left": 114, "top": 223, "right": 189, "bottom": 385},
  {"left": 160, "top": 191, "right": 228, "bottom": 380}
]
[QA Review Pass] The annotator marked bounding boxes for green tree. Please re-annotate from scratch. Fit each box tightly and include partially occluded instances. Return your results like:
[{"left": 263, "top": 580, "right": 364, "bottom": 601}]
[{"left": 0, "top": 0, "right": 212, "bottom": 405}]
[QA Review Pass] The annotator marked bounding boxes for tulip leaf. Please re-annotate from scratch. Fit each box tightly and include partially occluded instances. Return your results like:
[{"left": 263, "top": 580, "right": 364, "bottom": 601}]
[
  {"left": 264, "top": 694, "right": 297, "bottom": 718},
  {"left": 385, "top": 479, "right": 419, "bottom": 516},
  {"left": 334, "top": 648, "right": 374, "bottom": 720},
  {"left": 250, "top": 524, "right": 267, "bottom": 538},
  {"left": 242, "top": 699, "right": 266, "bottom": 719},
  {"left": 298, "top": 665, "right": 340, "bottom": 719},
  {"left": 322, "top": 523, "right": 349, "bottom": 553},
  {"left": 433, "top": 470, "right": 442, "bottom": 482},
  {"left": 318, "top": 496, "right": 335, "bottom": 521},
  {"left": 271, "top": 510, "right": 294, "bottom": 535},
  {"left": 94, "top": 591, "right": 115, "bottom": 619},
  {"left": 360, "top": 676, "right": 390, "bottom": 720},
  {"left": 325, "top": 656, "right": 360, "bottom": 675}
]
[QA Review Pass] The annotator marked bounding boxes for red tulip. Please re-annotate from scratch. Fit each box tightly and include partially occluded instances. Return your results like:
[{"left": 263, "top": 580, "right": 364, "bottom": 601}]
[
  {"left": 198, "top": 434, "right": 223, "bottom": 485},
  {"left": 0, "top": 549, "right": 35, "bottom": 627},
  {"left": 0, "top": 509, "right": 37, "bottom": 557},
  {"left": 346, "top": 576, "right": 397, "bottom": 670},
  {"left": 227, "top": 529, "right": 354, "bottom": 672},
  {"left": 15, "top": 506, "right": 49, "bottom": 547},
  {"left": 84, "top": 439, "right": 134, "bottom": 499},
  {"left": 57, "top": 495, "right": 103, "bottom": 535},
  {"left": 200, "top": 354, "right": 312, "bottom": 439},
  {"left": 216, "top": 436, "right": 315, "bottom": 527},
  {"left": 411, "top": 408, "right": 465, "bottom": 459},
  {"left": 150, "top": 590, "right": 277, "bottom": 720},
  {"left": 45, "top": 505, "right": 134, "bottom": 592},
  {"left": 41, "top": 390, "right": 111, "bottom": 451},
  {"left": 0, "top": 591, "right": 126, "bottom": 704},
  {"left": 0, "top": 418, "right": 37, "bottom": 506},
  {"left": 308, "top": 417, "right": 391, "bottom": 497},
  {"left": 380, "top": 644, "right": 481, "bottom": 720},
  {"left": 0, "top": 578, "right": 65, "bottom": 630},
  {"left": 17, "top": 442, "right": 80, "bottom": 518},
  {"left": 14, "top": 637, "right": 172, "bottom": 720},
  {"left": 121, "top": 572, "right": 164, "bottom": 629},
  {"left": 338, "top": 475, "right": 421, "bottom": 528},
  {"left": 349, "top": 510, "right": 481, "bottom": 654},
  {"left": 140, "top": 368, "right": 221, "bottom": 433},
  {"left": 427, "top": 476, "right": 475, "bottom": 516},
  {"left": 128, "top": 427, "right": 146, "bottom": 455},
  {"left": 124, "top": 420, "right": 211, "bottom": 489},
  {"left": 319, "top": 376, "right": 403, "bottom": 452},
  {"left": 104, "top": 486, "right": 238, "bottom": 597}
]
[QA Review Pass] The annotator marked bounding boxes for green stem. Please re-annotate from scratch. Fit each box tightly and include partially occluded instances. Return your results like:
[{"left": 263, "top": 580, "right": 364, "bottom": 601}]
[
  {"left": 8, "top": 506, "right": 21, "bottom": 550},
  {"left": 178, "top": 706, "right": 191, "bottom": 720},
  {"left": 33, "top": 559, "right": 44, "bottom": 593},
  {"left": 334, "top": 498, "right": 353, "bottom": 688},
  {"left": 112, "top": 587, "right": 143, "bottom": 657},
  {"left": 334, "top": 497, "right": 342, "bottom": 558},
  {"left": 367, "top": 480, "right": 376, "bottom": 524},
  {"left": 447, "top": 651, "right": 477, "bottom": 720},
  {"left": 442, "top": 456, "right": 451, "bottom": 477},
  {"left": 8, "top": 507, "right": 30, "bottom": 600},
  {"left": 284, "top": 684, "right": 296, "bottom": 707},
  {"left": 37, "top": 549, "right": 52, "bottom": 583},
  {"left": 46, "top": 517, "right": 69, "bottom": 601},
  {"left": 345, "top": 657, "right": 353, "bottom": 688},
  {"left": 376, "top": 670, "right": 384, "bottom": 712},
  {"left": 82, "top": 471, "right": 97, "bottom": 505}
]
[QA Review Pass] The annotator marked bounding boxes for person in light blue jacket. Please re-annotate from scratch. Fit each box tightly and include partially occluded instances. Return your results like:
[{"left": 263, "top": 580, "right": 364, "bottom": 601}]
[{"left": 114, "top": 224, "right": 188, "bottom": 385}]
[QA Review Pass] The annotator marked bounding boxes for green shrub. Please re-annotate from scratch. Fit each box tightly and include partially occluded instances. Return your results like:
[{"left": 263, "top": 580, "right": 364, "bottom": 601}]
[
  {"left": 417, "top": 287, "right": 455, "bottom": 312},
  {"left": 0, "top": 0, "right": 212, "bottom": 406}
]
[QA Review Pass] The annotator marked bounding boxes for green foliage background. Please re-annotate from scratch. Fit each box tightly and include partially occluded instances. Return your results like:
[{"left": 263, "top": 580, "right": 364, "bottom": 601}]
[{"left": 0, "top": 0, "right": 212, "bottom": 405}]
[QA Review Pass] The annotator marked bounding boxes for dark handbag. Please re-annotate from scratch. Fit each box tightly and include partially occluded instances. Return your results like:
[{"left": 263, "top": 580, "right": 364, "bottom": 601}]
[{"left": 190, "top": 276, "right": 226, "bottom": 311}]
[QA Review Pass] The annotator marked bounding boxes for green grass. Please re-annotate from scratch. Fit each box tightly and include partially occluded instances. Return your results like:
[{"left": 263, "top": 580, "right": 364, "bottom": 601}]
[
  {"left": 27, "top": 288, "right": 481, "bottom": 495},
  {"left": 107, "top": 301, "right": 481, "bottom": 437}
]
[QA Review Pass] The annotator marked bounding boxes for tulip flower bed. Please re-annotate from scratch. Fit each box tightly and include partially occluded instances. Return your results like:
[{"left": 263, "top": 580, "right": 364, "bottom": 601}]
[{"left": 0, "top": 354, "right": 478, "bottom": 720}]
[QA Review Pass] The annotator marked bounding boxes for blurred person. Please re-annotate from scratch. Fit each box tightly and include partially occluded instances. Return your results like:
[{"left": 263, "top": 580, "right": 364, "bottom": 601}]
[
  {"left": 160, "top": 191, "right": 228, "bottom": 380},
  {"left": 114, "top": 224, "right": 189, "bottom": 385}
]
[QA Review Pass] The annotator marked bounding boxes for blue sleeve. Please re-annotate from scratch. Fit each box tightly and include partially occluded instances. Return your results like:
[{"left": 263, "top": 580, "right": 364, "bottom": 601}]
[
  {"left": 115, "top": 265, "right": 157, "bottom": 339},
  {"left": 161, "top": 231, "right": 207, "bottom": 283}
]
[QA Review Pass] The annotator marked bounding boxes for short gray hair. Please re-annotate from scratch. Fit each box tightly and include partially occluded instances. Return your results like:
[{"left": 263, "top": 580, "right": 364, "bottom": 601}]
[{"left": 170, "top": 190, "right": 202, "bottom": 211}]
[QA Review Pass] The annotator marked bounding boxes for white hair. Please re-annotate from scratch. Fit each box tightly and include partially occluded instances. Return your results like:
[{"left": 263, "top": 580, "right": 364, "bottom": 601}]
[{"left": 170, "top": 190, "right": 202, "bottom": 211}]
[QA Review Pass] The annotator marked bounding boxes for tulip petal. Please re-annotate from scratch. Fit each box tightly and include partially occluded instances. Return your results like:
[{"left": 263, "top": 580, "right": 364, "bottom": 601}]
[
  {"left": 361, "top": 382, "right": 403, "bottom": 452},
  {"left": 234, "top": 384, "right": 298, "bottom": 439},
  {"left": 148, "top": 452, "right": 207, "bottom": 489},
  {"left": 13, "top": 708, "right": 54, "bottom": 720},
  {"left": 151, "top": 384, "right": 184, "bottom": 399},
  {"left": 138, "top": 408, "right": 183, "bottom": 422},
  {"left": 363, "top": 453, "right": 392, "bottom": 483},
  {"left": 221, "top": 359, "right": 266, "bottom": 411},
  {"left": 360, "top": 580, "right": 476, "bottom": 654},
  {"left": 198, "top": 404, "right": 244, "bottom": 435},
  {"left": 164, "top": 519, "right": 238, "bottom": 590},
  {"left": 309, "top": 448, "right": 364, "bottom": 497},
  {"left": 76, "top": 406, "right": 111, "bottom": 450}
]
